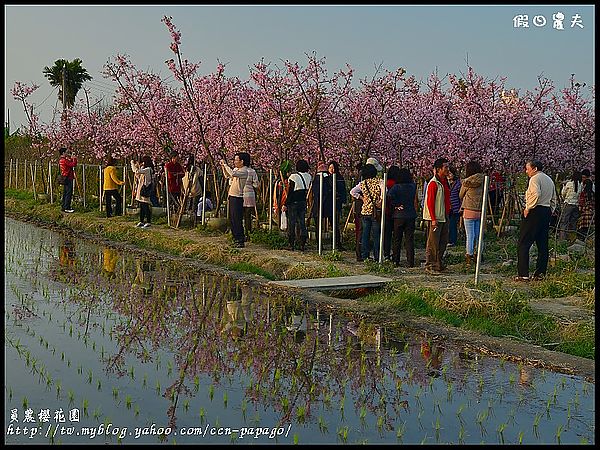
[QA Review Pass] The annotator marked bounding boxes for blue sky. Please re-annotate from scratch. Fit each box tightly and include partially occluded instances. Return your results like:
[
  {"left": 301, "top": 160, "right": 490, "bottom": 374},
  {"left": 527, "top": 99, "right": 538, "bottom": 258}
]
[{"left": 4, "top": 4, "right": 595, "bottom": 131}]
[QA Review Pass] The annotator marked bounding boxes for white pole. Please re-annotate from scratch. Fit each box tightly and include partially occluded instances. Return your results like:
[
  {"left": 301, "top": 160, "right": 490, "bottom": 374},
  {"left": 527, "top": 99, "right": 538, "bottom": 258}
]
[
  {"left": 49, "top": 162, "right": 53, "bottom": 203},
  {"left": 475, "top": 175, "right": 490, "bottom": 285},
  {"left": 378, "top": 172, "right": 388, "bottom": 264},
  {"left": 332, "top": 172, "right": 337, "bottom": 252},
  {"left": 9, "top": 158, "right": 12, "bottom": 188},
  {"left": 318, "top": 172, "right": 323, "bottom": 255},
  {"left": 165, "top": 166, "right": 171, "bottom": 227},
  {"left": 15, "top": 159, "right": 18, "bottom": 189},
  {"left": 269, "top": 169, "right": 273, "bottom": 231},
  {"left": 24, "top": 159, "right": 27, "bottom": 191},
  {"left": 99, "top": 165, "right": 103, "bottom": 212},
  {"left": 31, "top": 162, "right": 37, "bottom": 198},
  {"left": 82, "top": 164, "right": 86, "bottom": 208},
  {"left": 122, "top": 164, "right": 126, "bottom": 215},
  {"left": 202, "top": 163, "right": 207, "bottom": 225}
]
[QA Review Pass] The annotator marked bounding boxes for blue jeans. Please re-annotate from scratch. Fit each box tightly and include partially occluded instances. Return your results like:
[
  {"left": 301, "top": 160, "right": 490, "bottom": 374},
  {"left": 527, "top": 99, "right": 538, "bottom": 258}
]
[
  {"left": 361, "top": 216, "right": 381, "bottom": 260},
  {"left": 464, "top": 218, "right": 481, "bottom": 255}
]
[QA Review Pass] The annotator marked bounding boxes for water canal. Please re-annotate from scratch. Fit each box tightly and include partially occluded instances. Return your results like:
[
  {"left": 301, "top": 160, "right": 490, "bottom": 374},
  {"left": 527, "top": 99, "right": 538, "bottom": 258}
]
[{"left": 4, "top": 217, "right": 595, "bottom": 444}]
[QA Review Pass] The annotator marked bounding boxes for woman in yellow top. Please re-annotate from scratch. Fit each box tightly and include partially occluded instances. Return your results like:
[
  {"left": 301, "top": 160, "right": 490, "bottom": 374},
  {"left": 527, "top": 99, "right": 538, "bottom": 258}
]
[{"left": 103, "top": 155, "right": 125, "bottom": 217}]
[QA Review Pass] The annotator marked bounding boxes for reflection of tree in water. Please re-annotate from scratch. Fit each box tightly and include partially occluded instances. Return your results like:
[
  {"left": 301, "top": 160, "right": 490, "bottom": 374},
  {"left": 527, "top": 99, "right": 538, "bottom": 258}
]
[{"left": 58, "top": 252, "right": 485, "bottom": 434}]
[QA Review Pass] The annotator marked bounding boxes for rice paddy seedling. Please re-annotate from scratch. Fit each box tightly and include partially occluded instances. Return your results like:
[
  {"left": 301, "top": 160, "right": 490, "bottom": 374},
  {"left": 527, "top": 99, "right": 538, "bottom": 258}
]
[
  {"left": 134, "top": 405, "right": 140, "bottom": 417},
  {"left": 125, "top": 395, "right": 132, "bottom": 409},
  {"left": 318, "top": 415, "right": 328, "bottom": 433},
  {"left": 533, "top": 412, "right": 542, "bottom": 436},
  {"left": 129, "top": 365, "right": 135, "bottom": 380},
  {"left": 555, "top": 424, "right": 563, "bottom": 444},
  {"left": 199, "top": 407, "right": 205, "bottom": 424},
  {"left": 112, "top": 387, "right": 118, "bottom": 399},
  {"left": 22, "top": 396, "right": 28, "bottom": 409},
  {"left": 337, "top": 426, "right": 349, "bottom": 442},
  {"left": 68, "top": 390, "right": 75, "bottom": 404},
  {"left": 209, "top": 384, "right": 214, "bottom": 401},
  {"left": 497, "top": 423, "right": 507, "bottom": 444},
  {"left": 155, "top": 380, "right": 161, "bottom": 395},
  {"left": 193, "top": 375, "right": 199, "bottom": 391},
  {"left": 296, "top": 405, "right": 306, "bottom": 423},
  {"left": 87, "top": 369, "right": 93, "bottom": 384},
  {"left": 93, "top": 407, "right": 101, "bottom": 420},
  {"left": 83, "top": 398, "right": 89, "bottom": 415},
  {"left": 396, "top": 421, "right": 406, "bottom": 441},
  {"left": 359, "top": 405, "right": 366, "bottom": 420},
  {"left": 518, "top": 430, "right": 524, "bottom": 444},
  {"left": 223, "top": 392, "right": 228, "bottom": 408}
]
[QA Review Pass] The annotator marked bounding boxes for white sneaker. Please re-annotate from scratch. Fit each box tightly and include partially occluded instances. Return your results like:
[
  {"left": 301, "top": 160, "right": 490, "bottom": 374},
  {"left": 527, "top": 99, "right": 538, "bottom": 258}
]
[
  {"left": 64, "top": 209, "right": 75, "bottom": 213},
  {"left": 136, "top": 222, "right": 143, "bottom": 227},
  {"left": 143, "top": 223, "right": 151, "bottom": 228}
]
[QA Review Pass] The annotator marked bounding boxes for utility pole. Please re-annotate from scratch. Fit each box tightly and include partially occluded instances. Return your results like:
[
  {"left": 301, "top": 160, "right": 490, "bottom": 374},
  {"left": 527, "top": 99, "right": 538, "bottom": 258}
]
[{"left": 62, "top": 64, "right": 66, "bottom": 110}]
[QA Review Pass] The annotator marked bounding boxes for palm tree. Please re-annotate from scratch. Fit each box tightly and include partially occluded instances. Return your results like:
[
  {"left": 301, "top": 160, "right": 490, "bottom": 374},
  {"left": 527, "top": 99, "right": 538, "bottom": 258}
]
[{"left": 43, "top": 58, "right": 92, "bottom": 110}]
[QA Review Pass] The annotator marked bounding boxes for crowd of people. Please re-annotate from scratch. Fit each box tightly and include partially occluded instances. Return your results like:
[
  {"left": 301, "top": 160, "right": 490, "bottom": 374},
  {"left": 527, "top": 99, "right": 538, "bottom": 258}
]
[{"left": 56, "top": 146, "right": 595, "bottom": 280}]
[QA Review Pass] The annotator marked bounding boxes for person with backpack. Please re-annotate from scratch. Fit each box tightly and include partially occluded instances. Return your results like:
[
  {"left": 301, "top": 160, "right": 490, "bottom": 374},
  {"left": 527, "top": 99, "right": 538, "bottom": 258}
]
[
  {"left": 282, "top": 159, "right": 312, "bottom": 251},
  {"left": 131, "top": 155, "right": 155, "bottom": 228}
]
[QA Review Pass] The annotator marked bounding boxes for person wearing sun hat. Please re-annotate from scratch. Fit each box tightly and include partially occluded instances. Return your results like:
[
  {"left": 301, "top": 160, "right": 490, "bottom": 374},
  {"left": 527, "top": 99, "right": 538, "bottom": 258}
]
[{"left": 366, "top": 157, "right": 383, "bottom": 173}]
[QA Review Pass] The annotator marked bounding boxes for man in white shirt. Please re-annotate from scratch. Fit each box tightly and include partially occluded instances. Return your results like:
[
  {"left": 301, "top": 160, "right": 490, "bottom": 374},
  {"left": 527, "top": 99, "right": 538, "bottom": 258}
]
[
  {"left": 221, "top": 153, "right": 250, "bottom": 248},
  {"left": 515, "top": 159, "right": 557, "bottom": 281}
]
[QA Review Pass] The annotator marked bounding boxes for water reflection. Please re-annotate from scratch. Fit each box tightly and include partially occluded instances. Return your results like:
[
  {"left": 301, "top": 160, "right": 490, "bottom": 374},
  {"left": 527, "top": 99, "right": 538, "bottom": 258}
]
[{"left": 4, "top": 217, "right": 595, "bottom": 444}]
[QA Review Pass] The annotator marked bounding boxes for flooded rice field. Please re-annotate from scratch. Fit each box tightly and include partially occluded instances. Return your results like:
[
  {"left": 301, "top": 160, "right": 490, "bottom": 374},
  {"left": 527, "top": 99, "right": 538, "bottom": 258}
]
[{"left": 4, "top": 217, "right": 595, "bottom": 444}]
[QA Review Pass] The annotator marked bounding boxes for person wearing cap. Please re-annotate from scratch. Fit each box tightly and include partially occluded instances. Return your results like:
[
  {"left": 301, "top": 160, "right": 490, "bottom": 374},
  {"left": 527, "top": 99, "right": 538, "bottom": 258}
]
[
  {"left": 423, "top": 158, "right": 451, "bottom": 273},
  {"left": 350, "top": 163, "right": 385, "bottom": 261}
]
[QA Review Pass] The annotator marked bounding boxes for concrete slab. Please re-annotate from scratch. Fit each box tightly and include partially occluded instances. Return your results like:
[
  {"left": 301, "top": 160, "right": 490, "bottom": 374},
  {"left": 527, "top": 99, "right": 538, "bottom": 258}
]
[{"left": 269, "top": 275, "right": 393, "bottom": 291}]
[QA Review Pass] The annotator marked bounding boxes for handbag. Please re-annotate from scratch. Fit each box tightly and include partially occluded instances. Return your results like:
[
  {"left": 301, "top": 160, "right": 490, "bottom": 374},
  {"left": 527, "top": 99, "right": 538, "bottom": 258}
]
[
  {"left": 364, "top": 181, "right": 382, "bottom": 221},
  {"left": 280, "top": 211, "right": 288, "bottom": 231},
  {"left": 139, "top": 169, "right": 154, "bottom": 197},
  {"left": 56, "top": 173, "right": 66, "bottom": 185}
]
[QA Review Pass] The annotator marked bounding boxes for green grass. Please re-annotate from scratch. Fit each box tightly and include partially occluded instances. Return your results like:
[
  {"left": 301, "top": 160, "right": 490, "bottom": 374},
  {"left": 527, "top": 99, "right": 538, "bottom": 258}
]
[
  {"left": 227, "top": 262, "right": 277, "bottom": 280},
  {"left": 361, "top": 282, "right": 594, "bottom": 359},
  {"left": 248, "top": 228, "right": 288, "bottom": 249}
]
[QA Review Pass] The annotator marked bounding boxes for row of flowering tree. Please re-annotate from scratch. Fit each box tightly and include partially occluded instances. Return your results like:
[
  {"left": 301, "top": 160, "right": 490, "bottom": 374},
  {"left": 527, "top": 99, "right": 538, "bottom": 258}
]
[{"left": 13, "top": 16, "right": 595, "bottom": 186}]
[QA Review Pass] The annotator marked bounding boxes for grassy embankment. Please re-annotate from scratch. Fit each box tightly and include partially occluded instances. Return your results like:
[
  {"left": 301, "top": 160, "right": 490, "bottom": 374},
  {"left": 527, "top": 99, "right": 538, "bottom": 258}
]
[{"left": 4, "top": 188, "right": 595, "bottom": 359}]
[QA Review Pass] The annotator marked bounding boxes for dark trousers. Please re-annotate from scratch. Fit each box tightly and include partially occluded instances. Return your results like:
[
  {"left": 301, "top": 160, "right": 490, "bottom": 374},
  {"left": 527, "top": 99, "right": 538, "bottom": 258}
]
[
  {"left": 448, "top": 212, "right": 460, "bottom": 245},
  {"left": 139, "top": 202, "right": 152, "bottom": 224},
  {"left": 518, "top": 206, "right": 551, "bottom": 277},
  {"left": 62, "top": 178, "right": 73, "bottom": 211},
  {"left": 243, "top": 206, "right": 254, "bottom": 237},
  {"left": 383, "top": 214, "right": 393, "bottom": 258},
  {"left": 354, "top": 199, "right": 363, "bottom": 260},
  {"left": 229, "top": 195, "right": 245, "bottom": 245},
  {"left": 392, "top": 217, "right": 416, "bottom": 267},
  {"left": 425, "top": 219, "right": 449, "bottom": 271},
  {"left": 104, "top": 189, "right": 122, "bottom": 217},
  {"left": 559, "top": 203, "right": 579, "bottom": 240},
  {"left": 489, "top": 190, "right": 503, "bottom": 215},
  {"left": 287, "top": 201, "right": 308, "bottom": 249}
]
